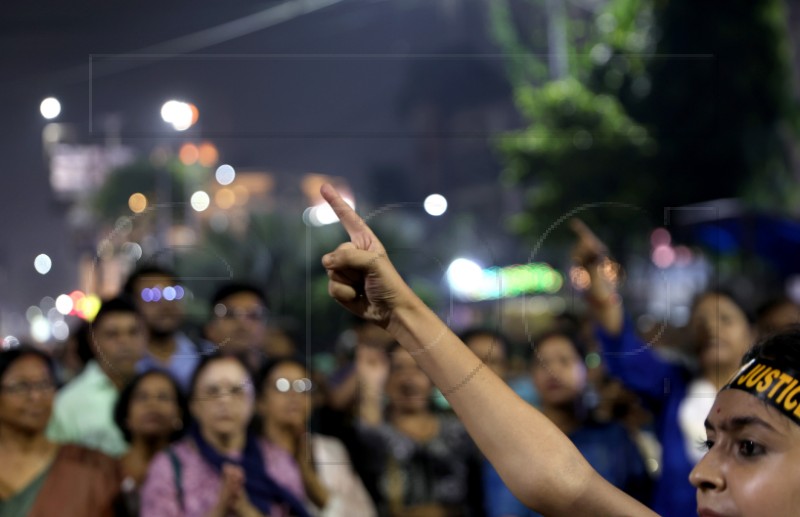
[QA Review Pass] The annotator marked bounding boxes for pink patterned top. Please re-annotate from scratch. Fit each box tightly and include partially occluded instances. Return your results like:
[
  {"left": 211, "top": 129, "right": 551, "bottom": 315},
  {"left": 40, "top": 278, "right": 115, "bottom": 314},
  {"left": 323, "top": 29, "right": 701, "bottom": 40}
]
[{"left": 140, "top": 437, "right": 306, "bottom": 517}]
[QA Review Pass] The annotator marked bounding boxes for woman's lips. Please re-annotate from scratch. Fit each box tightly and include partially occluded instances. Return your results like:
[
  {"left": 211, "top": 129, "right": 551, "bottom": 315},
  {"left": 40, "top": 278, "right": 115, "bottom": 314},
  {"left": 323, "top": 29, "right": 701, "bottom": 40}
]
[{"left": 698, "top": 508, "right": 728, "bottom": 517}]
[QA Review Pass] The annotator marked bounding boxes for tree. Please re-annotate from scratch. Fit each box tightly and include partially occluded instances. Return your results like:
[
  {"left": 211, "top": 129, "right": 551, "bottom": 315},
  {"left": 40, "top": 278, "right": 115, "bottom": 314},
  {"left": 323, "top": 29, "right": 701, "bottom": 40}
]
[{"left": 494, "top": 0, "right": 799, "bottom": 248}]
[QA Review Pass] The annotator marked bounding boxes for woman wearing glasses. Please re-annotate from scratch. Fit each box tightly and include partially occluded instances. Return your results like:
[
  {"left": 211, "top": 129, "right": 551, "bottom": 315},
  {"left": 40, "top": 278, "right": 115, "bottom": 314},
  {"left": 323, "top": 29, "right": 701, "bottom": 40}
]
[
  {"left": 113, "top": 369, "right": 188, "bottom": 516},
  {"left": 140, "top": 354, "right": 311, "bottom": 517},
  {"left": 0, "top": 345, "right": 119, "bottom": 516},
  {"left": 256, "top": 357, "right": 376, "bottom": 517}
]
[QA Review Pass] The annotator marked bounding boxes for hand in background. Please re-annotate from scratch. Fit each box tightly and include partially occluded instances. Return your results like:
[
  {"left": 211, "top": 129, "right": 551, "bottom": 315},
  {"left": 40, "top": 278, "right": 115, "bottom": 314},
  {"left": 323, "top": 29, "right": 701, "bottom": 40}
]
[
  {"left": 570, "top": 218, "right": 624, "bottom": 335},
  {"left": 570, "top": 218, "right": 608, "bottom": 267},
  {"left": 356, "top": 343, "right": 390, "bottom": 394}
]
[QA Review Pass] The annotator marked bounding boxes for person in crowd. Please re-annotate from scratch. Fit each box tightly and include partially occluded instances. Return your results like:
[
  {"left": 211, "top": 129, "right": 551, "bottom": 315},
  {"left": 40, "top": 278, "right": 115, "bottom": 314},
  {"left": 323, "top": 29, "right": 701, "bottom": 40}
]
[
  {"left": 461, "top": 327, "right": 538, "bottom": 406},
  {"left": 485, "top": 327, "right": 653, "bottom": 517},
  {"left": 140, "top": 353, "right": 311, "bottom": 517},
  {"left": 314, "top": 321, "right": 393, "bottom": 505},
  {"left": 461, "top": 328, "right": 509, "bottom": 379},
  {"left": 113, "top": 369, "right": 188, "bottom": 516},
  {"left": 204, "top": 281, "right": 270, "bottom": 372},
  {"left": 593, "top": 376, "right": 662, "bottom": 480},
  {"left": 356, "top": 341, "right": 484, "bottom": 517},
  {"left": 755, "top": 295, "right": 800, "bottom": 336},
  {"left": 47, "top": 296, "right": 147, "bottom": 457},
  {"left": 571, "top": 218, "right": 757, "bottom": 516},
  {"left": 0, "top": 345, "right": 120, "bottom": 516},
  {"left": 326, "top": 321, "right": 394, "bottom": 415},
  {"left": 256, "top": 357, "right": 376, "bottom": 517},
  {"left": 265, "top": 324, "right": 300, "bottom": 360},
  {"left": 317, "top": 183, "right": 800, "bottom": 516},
  {"left": 123, "top": 264, "right": 203, "bottom": 391}
]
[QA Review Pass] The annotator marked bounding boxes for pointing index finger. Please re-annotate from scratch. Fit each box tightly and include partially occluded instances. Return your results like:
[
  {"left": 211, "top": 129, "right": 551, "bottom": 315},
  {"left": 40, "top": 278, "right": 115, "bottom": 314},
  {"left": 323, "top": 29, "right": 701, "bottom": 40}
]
[
  {"left": 320, "top": 183, "right": 378, "bottom": 250},
  {"left": 569, "top": 218, "right": 594, "bottom": 238}
]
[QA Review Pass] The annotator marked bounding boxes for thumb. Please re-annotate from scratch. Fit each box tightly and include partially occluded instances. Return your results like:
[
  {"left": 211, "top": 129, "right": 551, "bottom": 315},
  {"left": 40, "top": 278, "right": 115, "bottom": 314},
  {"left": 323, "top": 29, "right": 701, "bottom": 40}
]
[{"left": 322, "top": 244, "right": 384, "bottom": 272}]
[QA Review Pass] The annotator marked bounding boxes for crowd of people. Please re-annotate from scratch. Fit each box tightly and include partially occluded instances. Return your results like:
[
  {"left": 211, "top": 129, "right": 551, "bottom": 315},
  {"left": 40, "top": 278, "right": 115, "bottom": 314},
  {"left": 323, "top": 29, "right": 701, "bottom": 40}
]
[{"left": 1, "top": 184, "right": 799, "bottom": 516}]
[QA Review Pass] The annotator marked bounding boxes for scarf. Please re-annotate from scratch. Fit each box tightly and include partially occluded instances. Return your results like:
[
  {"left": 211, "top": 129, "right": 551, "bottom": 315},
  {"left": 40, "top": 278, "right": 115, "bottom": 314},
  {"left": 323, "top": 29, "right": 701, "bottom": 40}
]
[{"left": 190, "top": 424, "right": 311, "bottom": 517}]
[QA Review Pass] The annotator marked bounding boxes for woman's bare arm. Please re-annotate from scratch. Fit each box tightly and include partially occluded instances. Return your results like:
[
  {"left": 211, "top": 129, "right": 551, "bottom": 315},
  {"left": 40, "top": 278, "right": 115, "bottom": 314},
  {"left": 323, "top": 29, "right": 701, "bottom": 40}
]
[{"left": 319, "top": 185, "right": 658, "bottom": 516}]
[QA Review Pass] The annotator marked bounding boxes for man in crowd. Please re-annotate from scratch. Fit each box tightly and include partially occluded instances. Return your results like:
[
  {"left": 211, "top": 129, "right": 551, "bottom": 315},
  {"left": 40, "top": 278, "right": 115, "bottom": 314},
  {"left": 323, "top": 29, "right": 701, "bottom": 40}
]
[
  {"left": 47, "top": 296, "right": 147, "bottom": 457},
  {"left": 204, "top": 281, "right": 270, "bottom": 372},
  {"left": 123, "top": 265, "right": 201, "bottom": 392}
]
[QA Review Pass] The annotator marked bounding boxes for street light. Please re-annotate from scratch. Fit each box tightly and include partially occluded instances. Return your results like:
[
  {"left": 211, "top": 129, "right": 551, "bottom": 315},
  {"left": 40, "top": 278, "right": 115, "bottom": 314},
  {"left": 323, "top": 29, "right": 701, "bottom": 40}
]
[
  {"left": 160, "top": 100, "right": 198, "bottom": 131},
  {"left": 424, "top": 194, "right": 447, "bottom": 216},
  {"left": 40, "top": 97, "right": 61, "bottom": 119}
]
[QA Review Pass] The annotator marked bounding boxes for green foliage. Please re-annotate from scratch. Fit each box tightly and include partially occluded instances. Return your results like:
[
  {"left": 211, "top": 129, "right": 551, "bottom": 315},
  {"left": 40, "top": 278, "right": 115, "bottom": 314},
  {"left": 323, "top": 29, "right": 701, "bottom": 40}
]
[
  {"left": 494, "top": 0, "right": 799, "bottom": 247},
  {"left": 498, "top": 77, "right": 656, "bottom": 243},
  {"left": 92, "top": 158, "right": 191, "bottom": 222}
]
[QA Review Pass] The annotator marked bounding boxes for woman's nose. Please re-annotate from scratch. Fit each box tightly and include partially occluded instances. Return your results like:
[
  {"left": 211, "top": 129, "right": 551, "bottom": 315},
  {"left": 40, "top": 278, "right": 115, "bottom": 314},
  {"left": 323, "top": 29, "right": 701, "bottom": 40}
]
[{"left": 689, "top": 448, "right": 726, "bottom": 493}]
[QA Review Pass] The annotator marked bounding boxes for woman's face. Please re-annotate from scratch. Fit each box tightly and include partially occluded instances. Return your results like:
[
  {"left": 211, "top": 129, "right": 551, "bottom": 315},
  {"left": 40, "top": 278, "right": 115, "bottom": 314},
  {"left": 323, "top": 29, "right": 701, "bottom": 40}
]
[
  {"left": 690, "top": 389, "right": 800, "bottom": 516},
  {"left": 126, "top": 373, "right": 181, "bottom": 441},
  {"left": 190, "top": 358, "right": 254, "bottom": 437},
  {"left": 257, "top": 362, "right": 311, "bottom": 431},
  {"left": 0, "top": 355, "right": 55, "bottom": 434},
  {"left": 531, "top": 336, "right": 587, "bottom": 407},
  {"left": 691, "top": 294, "right": 754, "bottom": 375},
  {"left": 386, "top": 348, "right": 433, "bottom": 414}
]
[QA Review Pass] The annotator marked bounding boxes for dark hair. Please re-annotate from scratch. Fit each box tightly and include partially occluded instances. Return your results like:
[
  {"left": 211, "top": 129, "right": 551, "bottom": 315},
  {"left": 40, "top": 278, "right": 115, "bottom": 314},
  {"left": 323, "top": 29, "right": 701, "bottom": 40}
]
[
  {"left": 690, "top": 288, "right": 755, "bottom": 325},
  {"left": 122, "top": 265, "right": 178, "bottom": 298},
  {"left": 210, "top": 282, "right": 269, "bottom": 312},
  {"left": 459, "top": 327, "right": 511, "bottom": 355},
  {"left": 0, "top": 345, "right": 57, "bottom": 386},
  {"left": 113, "top": 369, "right": 188, "bottom": 443},
  {"left": 92, "top": 296, "right": 141, "bottom": 328},
  {"left": 755, "top": 295, "right": 800, "bottom": 330},
  {"left": 188, "top": 353, "right": 253, "bottom": 400},
  {"left": 530, "top": 326, "right": 589, "bottom": 364},
  {"left": 254, "top": 356, "right": 308, "bottom": 397},
  {"left": 741, "top": 325, "right": 800, "bottom": 367}
]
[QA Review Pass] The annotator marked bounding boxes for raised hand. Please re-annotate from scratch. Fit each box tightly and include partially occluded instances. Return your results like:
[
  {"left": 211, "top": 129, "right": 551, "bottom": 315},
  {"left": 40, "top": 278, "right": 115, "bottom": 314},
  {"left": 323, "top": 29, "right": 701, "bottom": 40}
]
[
  {"left": 569, "top": 218, "right": 608, "bottom": 267},
  {"left": 570, "top": 218, "right": 624, "bottom": 334},
  {"left": 320, "top": 184, "right": 416, "bottom": 328},
  {"left": 318, "top": 189, "right": 654, "bottom": 517},
  {"left": 356, "top": 343, "right": 390, "bottom": 393}
]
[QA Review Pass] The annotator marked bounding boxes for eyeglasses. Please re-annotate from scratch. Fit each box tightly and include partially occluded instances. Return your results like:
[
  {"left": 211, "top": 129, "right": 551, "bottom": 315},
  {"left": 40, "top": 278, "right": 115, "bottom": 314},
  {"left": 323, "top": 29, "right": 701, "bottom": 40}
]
[
  {"left": 213, "top": 304, "right": 267, "bottom": 322},
  {"left": 0, "top": 380, "right": 56, "bottom": 397},
  {"left": 195, "top": 382, "right": 254, "bottom": 401},
  {"left": 272, "top": 377, "right": 313, "bottom": 394}
]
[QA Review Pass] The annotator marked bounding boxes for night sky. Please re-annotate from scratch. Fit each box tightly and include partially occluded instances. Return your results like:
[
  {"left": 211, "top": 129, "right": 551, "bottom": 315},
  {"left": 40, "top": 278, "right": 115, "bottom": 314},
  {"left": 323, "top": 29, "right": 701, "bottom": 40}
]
[{"left": 0, "top": 0, "right": 520, "bottom": 336}]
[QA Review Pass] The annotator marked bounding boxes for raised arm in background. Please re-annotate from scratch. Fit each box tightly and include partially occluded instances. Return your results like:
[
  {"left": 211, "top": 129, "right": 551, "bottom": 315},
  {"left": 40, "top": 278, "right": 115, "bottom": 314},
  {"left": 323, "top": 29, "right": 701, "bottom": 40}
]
[
  {"left": 570, "top": 219, "right": 624, "bottom": 337},
  {"left": 319, "top": 184, "right": 658, "bottom": 517}
]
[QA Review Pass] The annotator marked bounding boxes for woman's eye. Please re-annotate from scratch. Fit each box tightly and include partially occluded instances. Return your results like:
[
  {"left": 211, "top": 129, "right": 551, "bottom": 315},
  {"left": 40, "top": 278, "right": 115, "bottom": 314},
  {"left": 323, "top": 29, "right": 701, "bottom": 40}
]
[
  {"left": 738, "top": 440, "right": 765, "bottom": 458},
  {"left": 698, "top": 439, "right": 714, "bottom": 452}
]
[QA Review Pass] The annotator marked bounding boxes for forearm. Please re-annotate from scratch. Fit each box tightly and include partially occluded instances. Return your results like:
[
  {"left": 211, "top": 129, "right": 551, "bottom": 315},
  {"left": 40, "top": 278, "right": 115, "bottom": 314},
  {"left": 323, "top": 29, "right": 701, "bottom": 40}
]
[
  {"left": 386, "top": 298, "right": 595, "bottom": 513},
  {"left": 357, "top": 389, "right": 384, "bottom": 426},
  {"left": 585, "top": 261, "right": 624, "bottom": 336},
  {"left": 301, "top": 466, "right": 330, "bottom": 508},
  {"left": 318, "top": 185, "right": 656, "bottom": 516}
]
